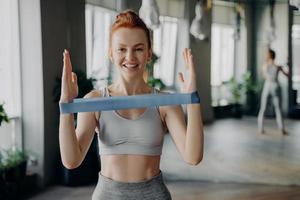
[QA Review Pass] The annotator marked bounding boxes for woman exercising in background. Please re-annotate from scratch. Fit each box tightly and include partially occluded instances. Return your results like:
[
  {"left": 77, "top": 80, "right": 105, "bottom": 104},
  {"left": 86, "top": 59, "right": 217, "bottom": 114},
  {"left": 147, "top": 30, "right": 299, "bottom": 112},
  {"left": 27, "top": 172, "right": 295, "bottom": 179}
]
[
  {"left": 59, "top": 10, "right": 204, "bottom": 200},
  {"left": 258, "top": 48, "right": 289, "bottom": 135}
]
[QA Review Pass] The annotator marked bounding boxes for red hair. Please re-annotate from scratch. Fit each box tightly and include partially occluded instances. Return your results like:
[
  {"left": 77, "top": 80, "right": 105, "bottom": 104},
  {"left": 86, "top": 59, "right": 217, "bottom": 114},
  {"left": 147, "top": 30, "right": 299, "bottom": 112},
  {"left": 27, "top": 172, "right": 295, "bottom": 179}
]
[{"left": 109, "top": 10, "right": 151, "bottom": 49}]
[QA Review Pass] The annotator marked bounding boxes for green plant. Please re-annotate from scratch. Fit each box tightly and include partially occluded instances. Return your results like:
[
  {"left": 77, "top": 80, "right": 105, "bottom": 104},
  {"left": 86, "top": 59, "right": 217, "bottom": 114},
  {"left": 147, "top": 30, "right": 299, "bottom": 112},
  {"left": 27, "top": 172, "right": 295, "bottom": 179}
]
[
  {"left": 147, "top": 77, "right": 166, "bottom": 89},
  {"left": 227, "top": 72, "right": 260, "bottom": 105},
  {"left": 0, "top": 103, "right": 10, "bottom": 127},
  {"left": 2, "top": 149, "right": 28, "bottom": 169},
  {"left": 242, "top": 72, "right": 260, "bottom": 94},
  {"left": 146, "top": 53, "right": 159, "bottom": 78},
  {"left": 145, "top": 53, "right": 165, "bottom": 90},
  {"left": 228, "top": 77, "right": 243, "bottom": 104}
]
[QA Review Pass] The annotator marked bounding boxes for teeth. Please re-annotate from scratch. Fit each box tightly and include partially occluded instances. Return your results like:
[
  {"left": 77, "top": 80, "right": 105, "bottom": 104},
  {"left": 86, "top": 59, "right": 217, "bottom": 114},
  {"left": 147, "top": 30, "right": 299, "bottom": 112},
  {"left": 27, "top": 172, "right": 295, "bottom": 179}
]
[{"left": 124, "top": 64, "right": 138, "bottom": 68}]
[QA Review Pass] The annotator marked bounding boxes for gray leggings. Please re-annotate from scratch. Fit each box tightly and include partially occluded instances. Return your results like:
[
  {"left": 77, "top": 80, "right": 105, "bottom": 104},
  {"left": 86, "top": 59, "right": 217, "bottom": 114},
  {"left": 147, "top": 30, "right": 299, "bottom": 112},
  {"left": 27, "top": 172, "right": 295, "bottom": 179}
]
[
  {"left": 92, "top": 171, "right": 172, "bottom": 200},
  {"left": 258, "top": 81, "right": 284, "bottom": 131}
]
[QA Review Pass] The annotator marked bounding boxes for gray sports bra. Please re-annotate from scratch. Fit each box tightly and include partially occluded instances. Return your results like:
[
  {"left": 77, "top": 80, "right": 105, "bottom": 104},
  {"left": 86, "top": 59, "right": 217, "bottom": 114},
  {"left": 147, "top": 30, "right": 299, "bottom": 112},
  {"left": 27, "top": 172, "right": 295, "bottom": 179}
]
[
  {"left": 266, "top": 63, "right": 279, "bottom": 83},
  {"left": 97, "top": 87, "right": 166, "bottom": 155}
]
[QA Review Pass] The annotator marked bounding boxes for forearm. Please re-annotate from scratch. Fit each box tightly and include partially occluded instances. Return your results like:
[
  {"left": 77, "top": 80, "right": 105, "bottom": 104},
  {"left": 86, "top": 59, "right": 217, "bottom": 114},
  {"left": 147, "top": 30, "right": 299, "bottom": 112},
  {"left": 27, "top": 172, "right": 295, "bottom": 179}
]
[
  {"left": 184, "top": 103, "right": 204, "bottom": 165},
  {"left": 59, "top": 114, "right": 82, "bottom": 168},
  {"left": 281, "top": 67, "right": 289, "bottom": 77}
]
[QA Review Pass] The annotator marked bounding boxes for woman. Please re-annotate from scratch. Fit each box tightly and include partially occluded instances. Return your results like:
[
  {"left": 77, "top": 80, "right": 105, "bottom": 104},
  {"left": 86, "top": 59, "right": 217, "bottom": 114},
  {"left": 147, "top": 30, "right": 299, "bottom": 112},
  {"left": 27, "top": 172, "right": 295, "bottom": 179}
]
[
  {"left": 258, "top": 48, "right": 289, "bottom": 135},
  {"left": 59, "top": 10, "right": 204, "bottom": 200}
]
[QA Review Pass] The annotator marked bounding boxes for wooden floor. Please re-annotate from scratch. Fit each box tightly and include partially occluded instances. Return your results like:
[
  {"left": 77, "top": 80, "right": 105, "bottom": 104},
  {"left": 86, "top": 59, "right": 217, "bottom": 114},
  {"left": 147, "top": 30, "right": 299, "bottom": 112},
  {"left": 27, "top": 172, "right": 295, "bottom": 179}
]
[
  {"left": 167, "top": 181, "right": 300, "bottom": 200},
  {"left": 28, "top": 181, "right": 300, "bottom": 200},
  {"left": 161, "top": 117, "right": 300, "bottom": 186},
  {"left": 28, "top": 117, "right": 300, "bottom": 200}
]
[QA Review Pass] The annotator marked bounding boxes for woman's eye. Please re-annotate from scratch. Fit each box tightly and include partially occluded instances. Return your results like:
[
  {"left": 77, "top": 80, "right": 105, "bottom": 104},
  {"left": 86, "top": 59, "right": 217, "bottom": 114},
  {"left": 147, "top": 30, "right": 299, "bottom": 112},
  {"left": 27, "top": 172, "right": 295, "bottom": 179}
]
[
  {"left": 117, "top": 48, "right": 126, "bottom": 52},
  {"left": 136, "top": 48, "right": 144, "bottom": 52}
]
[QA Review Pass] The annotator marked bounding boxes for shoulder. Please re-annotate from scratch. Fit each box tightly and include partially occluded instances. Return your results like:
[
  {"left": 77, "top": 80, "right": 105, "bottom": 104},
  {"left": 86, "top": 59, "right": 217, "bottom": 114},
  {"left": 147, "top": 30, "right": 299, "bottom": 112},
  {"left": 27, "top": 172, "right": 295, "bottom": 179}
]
[{"left": 83, "top": 89, "right": 103, "bottom": 121}]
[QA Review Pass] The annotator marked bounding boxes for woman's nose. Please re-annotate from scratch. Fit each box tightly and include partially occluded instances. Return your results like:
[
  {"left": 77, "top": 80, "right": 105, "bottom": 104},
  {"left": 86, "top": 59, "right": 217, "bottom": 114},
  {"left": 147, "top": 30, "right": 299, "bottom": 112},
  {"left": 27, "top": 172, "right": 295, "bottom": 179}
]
[{"left": 125, "top": 50, "right": 136, "bottom": 61}]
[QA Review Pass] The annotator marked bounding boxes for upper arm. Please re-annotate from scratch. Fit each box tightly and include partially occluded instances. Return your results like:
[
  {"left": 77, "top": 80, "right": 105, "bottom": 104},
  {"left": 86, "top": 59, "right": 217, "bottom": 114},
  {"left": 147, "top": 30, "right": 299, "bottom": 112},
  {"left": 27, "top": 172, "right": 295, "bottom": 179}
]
[
  {"left": 155, "top": 89, "right": 187, "bottom": 156},
  {"left": 75, "top": 90, "right": 101, "bottom": 158},
  {"left": 161, "top": 104, "right": 187, "bottom": 157}
]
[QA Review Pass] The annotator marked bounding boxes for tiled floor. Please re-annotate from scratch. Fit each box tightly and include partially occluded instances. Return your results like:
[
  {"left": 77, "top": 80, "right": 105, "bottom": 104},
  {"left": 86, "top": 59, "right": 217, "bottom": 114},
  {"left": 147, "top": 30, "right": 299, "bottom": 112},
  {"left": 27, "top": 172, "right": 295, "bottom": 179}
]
[{"left": 28, "top": 117, "right": 300, "bottom": 200}]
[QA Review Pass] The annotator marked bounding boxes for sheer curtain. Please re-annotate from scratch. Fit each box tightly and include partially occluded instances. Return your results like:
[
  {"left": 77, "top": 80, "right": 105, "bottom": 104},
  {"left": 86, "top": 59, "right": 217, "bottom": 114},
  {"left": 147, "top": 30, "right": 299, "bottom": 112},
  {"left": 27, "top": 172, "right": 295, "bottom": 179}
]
[
  {"left": 85, "top": 4, "right": 117, "bottom": 89},
  {"left": 0, "top": 0, "right": 21, "bottom": 117},
  {"left": 0, "top": 0, "right": 22, "bottom": 149},
  {"left": 153, "top": 16, "right": 178, "bottom": 87},
  {"left": 211, "top": 24, "right": 235, "bottom": 106}
]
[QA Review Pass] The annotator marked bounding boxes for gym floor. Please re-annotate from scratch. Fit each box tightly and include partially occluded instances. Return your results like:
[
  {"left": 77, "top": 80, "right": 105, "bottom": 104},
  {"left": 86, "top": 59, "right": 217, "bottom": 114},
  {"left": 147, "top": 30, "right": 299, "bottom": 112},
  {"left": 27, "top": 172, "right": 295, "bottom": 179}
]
[{"left": 28, "top": 117, "right": 300, "bottom": 200}]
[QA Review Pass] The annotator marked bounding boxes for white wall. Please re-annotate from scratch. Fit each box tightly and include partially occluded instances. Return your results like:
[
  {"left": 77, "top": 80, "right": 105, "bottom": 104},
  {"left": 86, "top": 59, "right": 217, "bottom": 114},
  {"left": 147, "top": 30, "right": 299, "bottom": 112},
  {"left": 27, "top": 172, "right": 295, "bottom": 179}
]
[{"left": 19, "top": 0, "right": 45, "bottom": 185}]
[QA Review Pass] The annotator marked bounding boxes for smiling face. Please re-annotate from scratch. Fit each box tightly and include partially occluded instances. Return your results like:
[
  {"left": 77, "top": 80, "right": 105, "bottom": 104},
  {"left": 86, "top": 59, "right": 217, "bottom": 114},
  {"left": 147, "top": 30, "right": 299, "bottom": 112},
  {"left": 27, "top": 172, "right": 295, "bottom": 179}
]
[{"left": 110, "top": 27, "right": 152, "bottom": 80}]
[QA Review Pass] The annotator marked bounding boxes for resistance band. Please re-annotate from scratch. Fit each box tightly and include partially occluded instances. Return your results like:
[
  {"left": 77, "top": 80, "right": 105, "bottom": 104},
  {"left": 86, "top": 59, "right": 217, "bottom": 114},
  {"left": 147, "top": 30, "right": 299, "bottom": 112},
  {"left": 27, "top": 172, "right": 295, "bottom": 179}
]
[{"left": 60, "top": 91, "right": 200, "bottom": 114}]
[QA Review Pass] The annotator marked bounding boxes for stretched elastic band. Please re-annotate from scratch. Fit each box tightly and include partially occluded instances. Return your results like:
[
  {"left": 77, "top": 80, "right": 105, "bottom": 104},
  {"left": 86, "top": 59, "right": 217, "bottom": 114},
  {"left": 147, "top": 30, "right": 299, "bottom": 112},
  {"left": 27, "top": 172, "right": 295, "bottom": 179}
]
[{"left": 60, "top": 91, "right": 200, "bottom": 114}]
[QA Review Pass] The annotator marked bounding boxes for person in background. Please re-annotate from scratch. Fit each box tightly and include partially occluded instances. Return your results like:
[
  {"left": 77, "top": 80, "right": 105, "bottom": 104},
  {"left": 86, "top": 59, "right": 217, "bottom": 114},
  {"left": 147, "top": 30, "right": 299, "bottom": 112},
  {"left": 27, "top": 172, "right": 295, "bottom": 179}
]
[{"left": 258, "top": 48, "right": 289, "bottom": 135}]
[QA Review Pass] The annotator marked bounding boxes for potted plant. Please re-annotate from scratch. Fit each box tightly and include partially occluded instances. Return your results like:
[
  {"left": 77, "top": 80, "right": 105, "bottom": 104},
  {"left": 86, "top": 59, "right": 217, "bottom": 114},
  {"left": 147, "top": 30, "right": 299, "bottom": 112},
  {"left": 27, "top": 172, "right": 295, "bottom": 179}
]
[
  {"left": 0, "top": 103, "right": 27, "bottom": 180},
  {"left": 227, "top": 77, "right": 244, "bottom": 118},
  {"left": 242, "top": 72, "right": 263, "bottom": 116},
  {"left": 1, "top": 148, "right": 28, "bottom": 198},
  {"left": 227, "top": 72, "right": 262, "bottom": 118},
  {"left": 0, "top": 103, "right": 34, "bottom": 199}
]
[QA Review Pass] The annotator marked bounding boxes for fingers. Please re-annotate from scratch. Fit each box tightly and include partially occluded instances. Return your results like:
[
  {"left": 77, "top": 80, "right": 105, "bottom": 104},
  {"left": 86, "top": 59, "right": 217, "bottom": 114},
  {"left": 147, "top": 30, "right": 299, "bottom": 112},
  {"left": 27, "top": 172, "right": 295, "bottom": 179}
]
[
  {"left": 63, "top": 49, "right": 73, "bottom": 82},
  {"left": 178, "top": 72, "right": 184, "bottom": 83},
  {"left": 71, "top": 72, "right": 77, "bottom": 84},
  {"left": 183, "top": 48, "right": 193, "bottom": 69},
  {"left": 65, "top": 49, "right": 73, "bottom": 74},
  {"left": 62, "top": 50, "right": 68, "bottom": 81},
  {"left": 188, "top": 50, "right": 196, "bottom": 73},
  {"left": 183, "top": 48, "right": 196, "bottom": 73}
]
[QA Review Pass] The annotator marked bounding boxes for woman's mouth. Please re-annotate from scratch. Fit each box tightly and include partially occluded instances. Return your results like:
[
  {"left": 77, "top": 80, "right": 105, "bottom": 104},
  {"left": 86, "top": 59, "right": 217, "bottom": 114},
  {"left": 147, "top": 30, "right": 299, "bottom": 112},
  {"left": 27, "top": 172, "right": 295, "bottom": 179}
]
[{"left": 122, "top": 64, "right": 139, "bottom": 71}]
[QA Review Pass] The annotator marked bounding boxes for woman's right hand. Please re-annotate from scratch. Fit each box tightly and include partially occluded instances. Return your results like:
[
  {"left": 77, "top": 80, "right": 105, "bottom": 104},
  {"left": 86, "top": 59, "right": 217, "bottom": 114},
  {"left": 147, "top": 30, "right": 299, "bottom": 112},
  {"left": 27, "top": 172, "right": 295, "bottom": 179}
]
[{"left": 59, "top": 49, "right": 78, "bottom": 103}]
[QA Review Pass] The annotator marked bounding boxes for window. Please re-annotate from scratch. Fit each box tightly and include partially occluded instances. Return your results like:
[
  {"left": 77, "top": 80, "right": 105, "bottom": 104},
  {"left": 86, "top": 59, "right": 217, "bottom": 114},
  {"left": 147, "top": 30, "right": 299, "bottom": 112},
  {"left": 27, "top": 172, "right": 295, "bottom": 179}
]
[
  {"left": 211, "top": 24, "right": 235, "bottom": 87},
  {"left": 85, "top": 4, "right": 117, "bottom": 89},
  {"left": 0, "top": 0, "right": 21, "bottom": 117},
  {"left": 0, "top": 0, "right": 22, "bottom": 149},
  {"left": 211, "top": 24, "right": 235, "bottom": 106},
  {"left": 153, "top": 16, "right": 178, "bottom": 87}
]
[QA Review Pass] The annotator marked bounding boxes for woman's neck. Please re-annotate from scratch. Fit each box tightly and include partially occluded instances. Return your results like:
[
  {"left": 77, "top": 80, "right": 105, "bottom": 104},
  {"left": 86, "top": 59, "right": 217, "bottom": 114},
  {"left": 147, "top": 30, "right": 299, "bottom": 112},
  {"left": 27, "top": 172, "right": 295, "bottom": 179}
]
[
  {"left": 113, "top": 79, "right": 150, "bottom": 95},
  {"left": 267, "top": 59, "right": 275, "bottom": 65}
]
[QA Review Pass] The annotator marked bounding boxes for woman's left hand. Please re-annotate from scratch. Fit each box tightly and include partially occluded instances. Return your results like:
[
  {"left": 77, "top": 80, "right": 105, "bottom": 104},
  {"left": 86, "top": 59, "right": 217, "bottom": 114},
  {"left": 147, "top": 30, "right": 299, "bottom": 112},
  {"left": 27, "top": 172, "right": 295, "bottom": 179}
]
[{"left": 178, "top": 48, "right": 197, "bottom": 93}]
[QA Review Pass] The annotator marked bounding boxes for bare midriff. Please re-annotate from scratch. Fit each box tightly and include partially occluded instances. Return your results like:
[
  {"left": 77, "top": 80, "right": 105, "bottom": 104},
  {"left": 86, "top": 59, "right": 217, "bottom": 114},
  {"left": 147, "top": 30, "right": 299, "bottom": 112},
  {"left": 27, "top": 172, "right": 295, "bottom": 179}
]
[{"left": 100, "top": 155, "right": 161, "bottom": 182}]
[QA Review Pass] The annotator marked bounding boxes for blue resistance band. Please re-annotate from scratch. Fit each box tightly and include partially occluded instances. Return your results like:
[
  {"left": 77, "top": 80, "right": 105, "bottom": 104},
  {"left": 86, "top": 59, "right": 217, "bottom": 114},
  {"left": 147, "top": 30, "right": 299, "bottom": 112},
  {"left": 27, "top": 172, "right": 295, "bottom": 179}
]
[{"left": 60, "top": 91, "right": 200, "bottom": 114}]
